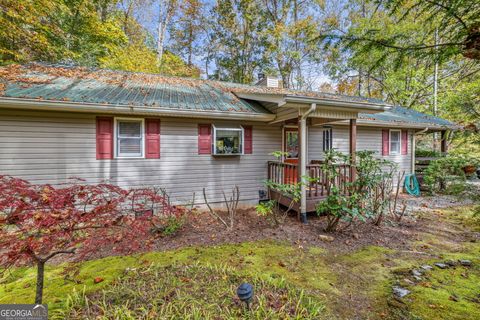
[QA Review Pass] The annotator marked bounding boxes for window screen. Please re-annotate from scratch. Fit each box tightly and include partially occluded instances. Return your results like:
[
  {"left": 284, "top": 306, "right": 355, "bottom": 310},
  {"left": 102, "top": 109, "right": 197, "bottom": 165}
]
[
  {"left": 117, "top": 120, "right": 143, "bottom": 157},
  {"left": 390, "top": 130, "right": 401, "bottom": 155},
  {"left": 323, "top": 127, "right": 333, "bottom": 151}
]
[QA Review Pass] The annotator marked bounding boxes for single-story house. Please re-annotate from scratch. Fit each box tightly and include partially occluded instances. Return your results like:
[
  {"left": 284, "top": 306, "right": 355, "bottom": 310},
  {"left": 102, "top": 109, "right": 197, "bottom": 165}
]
[{"left": 0, "top": 64, "right": 458, "bottom": 220}]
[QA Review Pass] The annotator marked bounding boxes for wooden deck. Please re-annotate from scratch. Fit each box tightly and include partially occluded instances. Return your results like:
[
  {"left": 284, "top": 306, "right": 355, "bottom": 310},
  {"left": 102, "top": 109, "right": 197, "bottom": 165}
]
[{"left": 267, "top": 161, "right": 352, "bottom": 213}]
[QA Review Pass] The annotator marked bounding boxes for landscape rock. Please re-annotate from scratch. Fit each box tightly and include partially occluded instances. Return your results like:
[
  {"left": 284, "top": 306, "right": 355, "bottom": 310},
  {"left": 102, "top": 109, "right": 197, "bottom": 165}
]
[
  {"left": 403, "top": 278, "right": 415, "bottom": 285},
  {"left": 413, "top": 275, "right": 422, "bottom": 282},
  {"left": 459, "top": 259, "right": 472, "bottom": 267},
  {"left": 393, "top": 286, "right": 411, "bottom": 298},
  {"left": 411, "top": 269, "right": 423, "bottom": 277},
  {"left": 445, "top": 260, "right": 457, "bottom": 267},
  {"left": 434, "top": 263, "right": 448, "bottom": 269},
  {"left": 421, "top": 265, "right": 433, "bottom": 271},
  {"left": 319, "top": 234, "right": 335, "bottom": 242}
]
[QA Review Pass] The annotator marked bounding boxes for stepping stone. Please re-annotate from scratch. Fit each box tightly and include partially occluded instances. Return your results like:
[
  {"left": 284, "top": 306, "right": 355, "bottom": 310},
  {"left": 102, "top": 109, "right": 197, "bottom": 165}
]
[
  {"left": 411, "top": 269, "right": 423, "bottom": 277},
  {"left": 413, "top": 275, "right": 422, "bottom": 282},
  {"left": 459, "top": 259, "right": 472, "bottom": 266},
  {"left": 435, "top": 263, "right": 448, "bottom": 269},
  {"left": 445, "top": 260, "right": 457, "bottom": 267},
  {"left": 393, "top": 286, "right": 411, "bottom": 298},
  {"left": 421, "top": 265, "right": 433, "bottom": 271}
]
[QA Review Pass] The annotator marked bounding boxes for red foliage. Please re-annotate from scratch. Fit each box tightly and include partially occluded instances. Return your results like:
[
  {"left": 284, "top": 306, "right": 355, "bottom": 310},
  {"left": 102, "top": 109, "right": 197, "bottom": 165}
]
[{"left": 0, "top": 175, "right": 181, "bottom": 268}]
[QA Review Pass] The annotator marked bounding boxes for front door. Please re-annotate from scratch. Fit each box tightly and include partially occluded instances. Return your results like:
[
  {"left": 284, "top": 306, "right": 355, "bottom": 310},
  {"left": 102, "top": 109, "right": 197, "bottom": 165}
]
[{"left": 283, "top": 128, "right": 298, "bottom": 183}]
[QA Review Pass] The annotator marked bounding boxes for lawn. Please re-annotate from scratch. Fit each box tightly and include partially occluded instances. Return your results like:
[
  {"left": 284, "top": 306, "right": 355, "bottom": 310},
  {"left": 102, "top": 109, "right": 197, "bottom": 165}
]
[{"left": 1, "top": 206, "right": 479, "bottom": 319}]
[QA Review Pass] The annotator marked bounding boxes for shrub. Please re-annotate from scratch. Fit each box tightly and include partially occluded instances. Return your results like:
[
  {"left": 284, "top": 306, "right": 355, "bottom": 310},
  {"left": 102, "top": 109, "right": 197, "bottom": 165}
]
[
  {"left": 0, "top": 175, "right": 180, "bottom": 304},
  {"left": 423, "top": 154, "right": 479, "bottom": 193},
  {"left": 316, "top": 150, "right": 402, "bottom": 231},
  {"left": 161, "top": 216, "right": 185, "bottom": 236}
]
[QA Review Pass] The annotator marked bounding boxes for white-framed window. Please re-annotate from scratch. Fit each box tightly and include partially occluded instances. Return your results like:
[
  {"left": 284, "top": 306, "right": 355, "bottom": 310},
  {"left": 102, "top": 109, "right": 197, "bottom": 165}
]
[
  {"left": 212, "top": 125, "right": 244, "bottom": 155},
  {"left": 389, "top": 129, "right": 401, "bottom": 155},
  {"left": 115, "top": 118, "right": 144, "bottom": 158},
  {"left": 322, "top": 127, "right": 333, "bottom": 151}
]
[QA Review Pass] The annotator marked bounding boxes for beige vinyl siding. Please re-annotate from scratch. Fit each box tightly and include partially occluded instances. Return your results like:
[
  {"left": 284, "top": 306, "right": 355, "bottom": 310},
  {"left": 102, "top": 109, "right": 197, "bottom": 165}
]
[
  {"left": 0, "top": 109, "right": 281, "bottom": 205},
  {"left": 308, "top": 125, "right": 413, "bottom": 177}
]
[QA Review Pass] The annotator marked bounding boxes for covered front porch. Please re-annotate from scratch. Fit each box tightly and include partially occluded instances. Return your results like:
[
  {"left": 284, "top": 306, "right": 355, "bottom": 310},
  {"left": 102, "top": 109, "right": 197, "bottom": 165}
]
[
  {"left": 262, "top": 100, "right": 363, "bottom": 222},
  {"left": 267, "top": 160, "right": 352, "bottom": 212}
]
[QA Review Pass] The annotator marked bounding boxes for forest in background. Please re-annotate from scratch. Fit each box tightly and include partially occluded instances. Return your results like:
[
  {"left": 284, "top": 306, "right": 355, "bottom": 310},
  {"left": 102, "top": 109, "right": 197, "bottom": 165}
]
[{"left": 0, "top": 0, "right": 479, "bottom": 154}]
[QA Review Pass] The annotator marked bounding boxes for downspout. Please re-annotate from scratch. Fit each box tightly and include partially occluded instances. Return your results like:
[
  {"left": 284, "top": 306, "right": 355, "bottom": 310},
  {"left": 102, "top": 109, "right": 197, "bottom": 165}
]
[
  {"left": 412, "top": 128, "right": 429, "bottom": 173},
  {"left": 300, "top": 103, "right": 317, "bottom": 223}
]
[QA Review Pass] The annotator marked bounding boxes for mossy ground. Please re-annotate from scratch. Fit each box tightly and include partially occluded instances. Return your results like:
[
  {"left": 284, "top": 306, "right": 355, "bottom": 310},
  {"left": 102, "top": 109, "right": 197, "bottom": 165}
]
[{"left": 1, "top": 206, "right": 479, "bottom": 319}]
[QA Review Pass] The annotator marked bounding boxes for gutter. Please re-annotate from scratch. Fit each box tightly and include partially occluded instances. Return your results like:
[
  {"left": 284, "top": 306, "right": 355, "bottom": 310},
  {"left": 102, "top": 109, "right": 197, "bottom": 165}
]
[
  {"left": 0, "top": 97, "right": 276, "bottom": 122},
  {"left": 284, "top": 95, "right": 391, "bottom": 112},
  {"left": 299, "top": 103, "right": 317, "bottom": 223},
  {"left": 324, "top": 119, "right": 460, "bottom": 131}
]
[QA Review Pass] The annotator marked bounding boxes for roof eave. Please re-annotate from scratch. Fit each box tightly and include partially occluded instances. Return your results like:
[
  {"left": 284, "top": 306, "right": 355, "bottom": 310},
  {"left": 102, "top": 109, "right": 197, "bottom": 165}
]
[
  {"left": 353, "top": 119, "right": 461, "bottom": 130},
  {"left": 0, "top": 97, "right": 276, "bottom": 122},
  {"left": 283, "top": 95, "right": 391, "bottom": 113}
]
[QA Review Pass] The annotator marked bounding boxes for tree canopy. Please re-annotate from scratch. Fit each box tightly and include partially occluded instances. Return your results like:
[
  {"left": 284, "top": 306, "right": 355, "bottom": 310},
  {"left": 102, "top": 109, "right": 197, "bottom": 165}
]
[{"left": 0, "top": 0, "right": 199, "bottom": 77}]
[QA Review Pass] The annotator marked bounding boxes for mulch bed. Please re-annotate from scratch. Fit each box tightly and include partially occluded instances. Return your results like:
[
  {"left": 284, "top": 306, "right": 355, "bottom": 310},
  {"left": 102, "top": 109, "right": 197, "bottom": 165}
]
[
  {"left": 152, "top": 194, "right": 477, "bottom": 255},
  {"left": 67, "top": 193, "right": 477, "bottom": 263}
]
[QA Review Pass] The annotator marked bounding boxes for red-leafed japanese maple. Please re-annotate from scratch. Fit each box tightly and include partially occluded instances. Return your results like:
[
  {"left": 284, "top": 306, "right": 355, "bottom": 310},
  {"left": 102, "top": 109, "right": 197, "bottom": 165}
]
[{"left": 0, "top": 175, "right": 181, "bottom": 304}]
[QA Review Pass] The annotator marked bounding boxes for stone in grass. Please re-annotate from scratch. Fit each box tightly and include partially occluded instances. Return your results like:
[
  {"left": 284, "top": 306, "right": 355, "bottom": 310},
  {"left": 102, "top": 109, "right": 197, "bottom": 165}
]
[
  {"left": 421, "top": 265, "right": 433, "bottom": 271},
  {"left": 434, "top": 262, "right": 448, "bottom": 269},
  {"left": 413, "top": 275, "right": 422, "bottom": 282},
  {"left": 393, "top": 286, "right": 411, "bottom": 299},
  {"left": 459, "top": 259, "right": 472, "bottom": 267},
  {"left": 411, "top": 269, "right": 423, "bottom": 277},
  {"left": 444, "top": 260, "right": 457, "bottom": 267}
]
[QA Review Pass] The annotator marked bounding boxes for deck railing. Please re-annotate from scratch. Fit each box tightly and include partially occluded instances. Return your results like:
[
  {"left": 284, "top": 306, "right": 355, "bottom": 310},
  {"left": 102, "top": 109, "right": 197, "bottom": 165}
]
[{"left": 267, "top": 161, "right": 351, "bottom": 199}]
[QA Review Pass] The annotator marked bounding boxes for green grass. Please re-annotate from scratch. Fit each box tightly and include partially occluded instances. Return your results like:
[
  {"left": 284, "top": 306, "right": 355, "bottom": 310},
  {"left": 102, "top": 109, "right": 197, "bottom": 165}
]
[
  {"left": 60, "top": 263, "right": 325, "bottom": 320},
  {"left": 1, "top": 207, "right": 480, "bottom": 319}
]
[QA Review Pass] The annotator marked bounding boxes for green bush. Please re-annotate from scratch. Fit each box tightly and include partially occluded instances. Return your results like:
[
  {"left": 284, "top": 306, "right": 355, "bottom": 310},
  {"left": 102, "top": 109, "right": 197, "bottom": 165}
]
[
  {"left": 423, "top": 154, "right": 479, "bottom": 194},
  {"left": 316, "top": 150, "right": 399, "bottom": 231},
  {"left": 415, "top": 149, "right": 444, "bottom": 158},
  {"left": 161, "top": 216, "right": 184, "bottom": 236}
]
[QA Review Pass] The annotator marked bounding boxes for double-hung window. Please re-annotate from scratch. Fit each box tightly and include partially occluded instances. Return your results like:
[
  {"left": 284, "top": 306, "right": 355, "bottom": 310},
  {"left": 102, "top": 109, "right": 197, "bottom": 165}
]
[
  {"left": 116, "top": 118, "right": 144, "bottom": 158},
  {"left": 389, "top": 129, "right": 401, "bottom": 155},
  {"left": 322, "top": 127, "right": 333, "bottom": 151}
]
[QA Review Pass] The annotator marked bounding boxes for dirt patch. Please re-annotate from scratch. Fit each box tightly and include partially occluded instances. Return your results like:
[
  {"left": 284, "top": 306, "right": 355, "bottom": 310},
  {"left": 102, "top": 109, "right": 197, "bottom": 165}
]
[{"left": 150, "top": 194, "right": 478, "bottom": 256}]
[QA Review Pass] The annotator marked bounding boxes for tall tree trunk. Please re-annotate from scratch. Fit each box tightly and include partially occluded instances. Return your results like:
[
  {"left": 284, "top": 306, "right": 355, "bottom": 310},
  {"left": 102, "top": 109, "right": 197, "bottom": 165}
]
[
  {"left": 35, "top": 261, "right": 45, "bottom": 304},
  {"left": 157, "top": 16, "right": 166, "bottom": 64},
  {"left": 157, "top": 0, "right": 176, "bottom": 66}
]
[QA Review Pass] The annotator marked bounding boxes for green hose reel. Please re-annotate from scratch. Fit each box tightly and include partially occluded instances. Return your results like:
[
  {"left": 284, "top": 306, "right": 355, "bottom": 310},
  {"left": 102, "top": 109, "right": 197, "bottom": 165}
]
[{"left": 404, "top": 174, "right": 420, "bottom": 196}]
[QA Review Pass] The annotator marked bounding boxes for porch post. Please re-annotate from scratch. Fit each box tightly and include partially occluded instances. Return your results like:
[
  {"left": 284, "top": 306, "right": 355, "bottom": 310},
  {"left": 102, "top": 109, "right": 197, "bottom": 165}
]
[
  {"left": 298, "top": 103, "right": 316, "bottom": 223},
  {"left": 349, "top": 119, "right": 357, "bottom": 182},
  {"left": 440, "top": 130, "right": 448, "bottom": 154},
  {"left": 298, "top": 115, "right": 308, "bottom": 223}
]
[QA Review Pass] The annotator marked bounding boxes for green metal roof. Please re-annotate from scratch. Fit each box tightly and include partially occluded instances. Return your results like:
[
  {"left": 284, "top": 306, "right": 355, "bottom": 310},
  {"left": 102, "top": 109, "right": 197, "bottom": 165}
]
[
  {"left": 0, "top": 63, "right": 458, "bottom": 129},
  {"left": 0, "top": 63, "right": 270, "bottom": 114},
  {"left": 359, "top": 106, "right": 458, "bottom": 129}
]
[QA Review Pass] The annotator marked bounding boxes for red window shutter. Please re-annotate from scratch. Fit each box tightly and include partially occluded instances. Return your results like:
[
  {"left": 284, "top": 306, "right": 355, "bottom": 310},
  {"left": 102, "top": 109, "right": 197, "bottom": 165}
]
[
  {"left": 198, "top": 124, "right": 212, "bottom": 154},
  {"left": 145, "top": 119, "right": 160, "bottom": 159},
  {"left": 401, "top": 130, "right": 408, "bottom": 155},
  {"left": 382, "top": 129, "right": 389, "bottom": 156},
  {"left": 243, "top": 125, "right": 253, "bottom": 154},
  {"left": 96, "top": 117, "right": 113, "bottom": 160}
]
